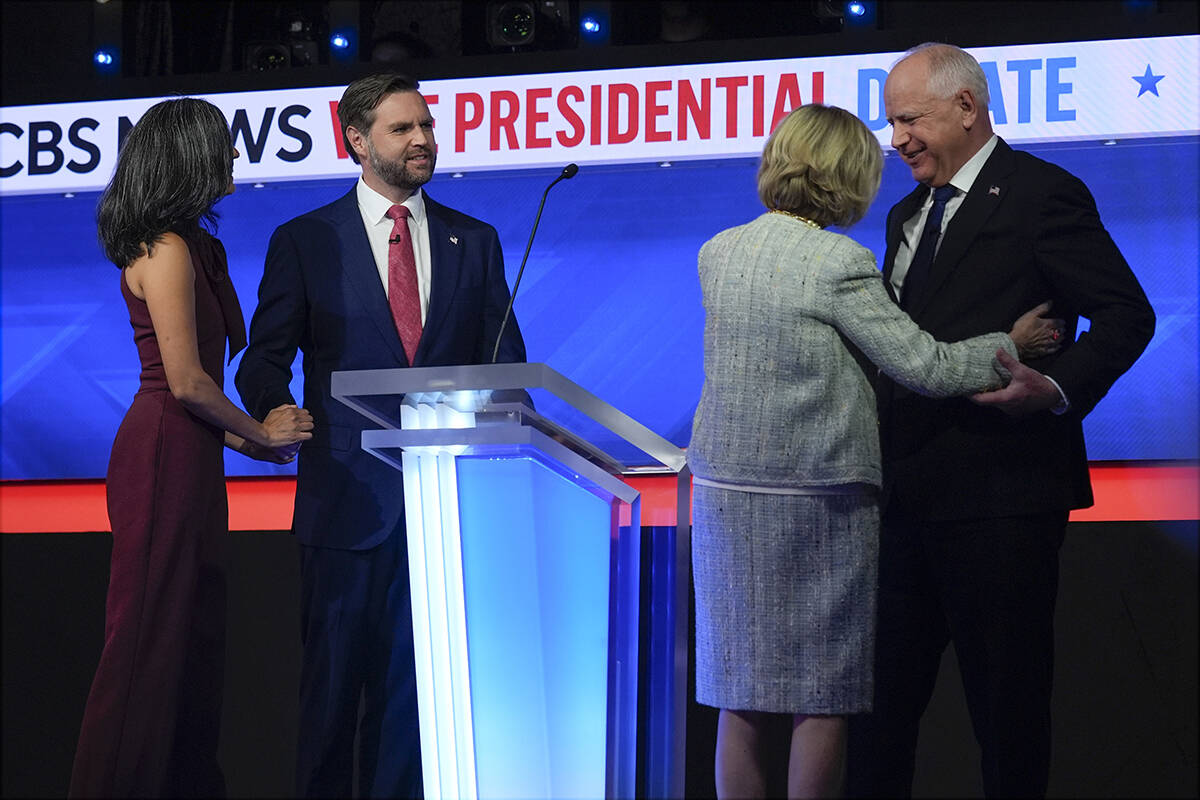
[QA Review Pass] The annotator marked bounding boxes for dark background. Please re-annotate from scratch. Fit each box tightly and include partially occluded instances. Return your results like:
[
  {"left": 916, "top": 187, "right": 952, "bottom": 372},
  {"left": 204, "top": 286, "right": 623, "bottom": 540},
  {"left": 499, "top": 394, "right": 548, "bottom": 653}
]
[{"left": 3, "top": 1, "right": 1197, "bottom": 105}]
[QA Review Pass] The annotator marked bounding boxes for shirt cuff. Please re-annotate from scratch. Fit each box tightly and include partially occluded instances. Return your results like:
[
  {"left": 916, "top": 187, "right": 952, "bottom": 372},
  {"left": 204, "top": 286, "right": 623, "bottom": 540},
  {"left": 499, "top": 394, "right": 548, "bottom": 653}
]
[{"left": 1044, "top": 374, "right": 1070, "bottom": 415}]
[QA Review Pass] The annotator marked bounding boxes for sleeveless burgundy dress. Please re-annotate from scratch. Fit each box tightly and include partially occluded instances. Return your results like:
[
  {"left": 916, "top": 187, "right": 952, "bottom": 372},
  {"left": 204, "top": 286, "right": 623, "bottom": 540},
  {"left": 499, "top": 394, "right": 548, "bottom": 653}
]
[{"left": 70, "top": 228, "right": 246, "bottom": 798}]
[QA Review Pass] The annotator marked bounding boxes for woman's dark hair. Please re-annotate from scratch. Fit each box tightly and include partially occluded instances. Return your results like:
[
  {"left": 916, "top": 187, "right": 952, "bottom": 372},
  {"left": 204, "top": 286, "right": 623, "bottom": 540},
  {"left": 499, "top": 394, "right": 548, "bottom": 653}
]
[
  {"left": 96, "top": 97, "right": 234, "bottom": 268},
  {"left": 337, "top": 73, "right": 420, "bottom": 165}
]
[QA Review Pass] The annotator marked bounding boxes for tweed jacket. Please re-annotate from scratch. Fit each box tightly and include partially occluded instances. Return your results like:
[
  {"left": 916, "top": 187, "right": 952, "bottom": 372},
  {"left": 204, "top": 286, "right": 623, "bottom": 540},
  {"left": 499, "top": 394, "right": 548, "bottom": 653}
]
[{"left": 688, "top": 212, "right": 1015, "bottom": 490}]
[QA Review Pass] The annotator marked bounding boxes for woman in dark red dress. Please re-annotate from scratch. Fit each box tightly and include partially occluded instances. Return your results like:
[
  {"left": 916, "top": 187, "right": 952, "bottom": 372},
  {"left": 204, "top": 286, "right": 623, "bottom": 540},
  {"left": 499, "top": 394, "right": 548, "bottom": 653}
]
[{"left": 70, "top": 98, "right": 313, "bottom": 798}]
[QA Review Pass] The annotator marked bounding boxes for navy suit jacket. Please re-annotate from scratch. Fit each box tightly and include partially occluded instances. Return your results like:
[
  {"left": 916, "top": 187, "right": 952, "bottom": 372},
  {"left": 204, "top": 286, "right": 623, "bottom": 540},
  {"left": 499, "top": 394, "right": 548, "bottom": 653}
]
[
  {"left": 877, "top": 138, "right": 1155, "bottom": 520},
  {"left": 236, "top": 188, "right": 526, "bottom": 549}
]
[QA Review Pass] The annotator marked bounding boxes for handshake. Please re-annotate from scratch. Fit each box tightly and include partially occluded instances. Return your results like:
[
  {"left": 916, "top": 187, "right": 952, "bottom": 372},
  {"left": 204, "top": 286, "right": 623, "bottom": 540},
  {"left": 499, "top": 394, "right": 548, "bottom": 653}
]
[{"left": 239, "top": 403, "right": 314, "bottom": 464}]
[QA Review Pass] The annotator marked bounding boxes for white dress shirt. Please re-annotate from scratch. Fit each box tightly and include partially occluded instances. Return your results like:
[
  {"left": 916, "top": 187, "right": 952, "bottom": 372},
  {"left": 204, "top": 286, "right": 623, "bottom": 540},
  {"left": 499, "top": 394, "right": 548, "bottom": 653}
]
[
  {"left": 890, "top": 135, "right": 999, "bottom": 300},
  {"left": 356, "top": 178, "right": 433, "bottom": 323}
]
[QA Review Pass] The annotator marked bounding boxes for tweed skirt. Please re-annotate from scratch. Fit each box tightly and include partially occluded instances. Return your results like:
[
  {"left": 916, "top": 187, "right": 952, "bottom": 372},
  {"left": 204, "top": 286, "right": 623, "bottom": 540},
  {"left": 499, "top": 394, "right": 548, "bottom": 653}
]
[{"left": 692, "top": 483, "right": 879, "bottom": 714}]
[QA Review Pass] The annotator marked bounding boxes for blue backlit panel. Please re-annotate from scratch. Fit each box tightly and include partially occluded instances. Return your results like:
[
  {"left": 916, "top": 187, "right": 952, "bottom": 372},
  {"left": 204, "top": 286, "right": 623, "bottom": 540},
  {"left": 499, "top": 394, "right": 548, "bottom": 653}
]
[
  {"left": 0, "top": 136, "right": 1196, "bottom": 478},
  {"left": 456, "top": 455, "right": 613, "bottom": 799}
]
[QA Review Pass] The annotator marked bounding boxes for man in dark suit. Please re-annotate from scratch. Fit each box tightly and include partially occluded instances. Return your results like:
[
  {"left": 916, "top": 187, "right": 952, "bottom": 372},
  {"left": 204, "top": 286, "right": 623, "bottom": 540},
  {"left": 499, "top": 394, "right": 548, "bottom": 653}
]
[
  {"left": 236, "top": 73, "right": 525, "bottom": 798},
  {"left": 846, "top": 43, "right": 1155, "bottom": 797}
]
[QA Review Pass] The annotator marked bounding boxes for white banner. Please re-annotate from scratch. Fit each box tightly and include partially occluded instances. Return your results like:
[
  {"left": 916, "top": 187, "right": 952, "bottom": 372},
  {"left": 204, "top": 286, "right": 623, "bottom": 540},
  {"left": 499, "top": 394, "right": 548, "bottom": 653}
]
[{"left": 2, "top": 34, "right": 1196, "bottom": 196}]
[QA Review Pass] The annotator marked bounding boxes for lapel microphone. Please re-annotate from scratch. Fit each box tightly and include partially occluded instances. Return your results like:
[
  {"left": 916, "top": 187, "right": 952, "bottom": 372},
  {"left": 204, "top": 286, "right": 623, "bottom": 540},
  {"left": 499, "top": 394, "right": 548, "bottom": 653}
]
[{"left": 491, "top": 163, "right": 579, "bottom": 363}]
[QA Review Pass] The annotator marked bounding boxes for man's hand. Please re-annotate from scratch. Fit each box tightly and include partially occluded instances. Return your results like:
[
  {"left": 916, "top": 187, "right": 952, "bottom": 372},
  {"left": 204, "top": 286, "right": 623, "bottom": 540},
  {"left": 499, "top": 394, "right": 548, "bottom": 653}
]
[
  {"left": 970, "top": 349, "right": 1062, "bottom": 416},
  {"left": 263, "top": 403, "right": 314, "bottom": 448}
]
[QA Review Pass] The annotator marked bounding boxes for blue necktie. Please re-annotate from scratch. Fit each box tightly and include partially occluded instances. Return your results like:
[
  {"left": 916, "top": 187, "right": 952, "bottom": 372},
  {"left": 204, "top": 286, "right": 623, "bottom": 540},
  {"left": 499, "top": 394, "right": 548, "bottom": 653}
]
[{"left": 901, "top": 184, "right": 957, "bottom": 310}]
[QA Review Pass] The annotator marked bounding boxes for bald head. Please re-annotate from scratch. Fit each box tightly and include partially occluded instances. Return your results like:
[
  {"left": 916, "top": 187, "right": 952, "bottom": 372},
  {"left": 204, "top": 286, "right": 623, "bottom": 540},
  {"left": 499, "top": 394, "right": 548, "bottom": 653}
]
[{"left": 884, "top": 44, "right": 994, "bottom": 187}]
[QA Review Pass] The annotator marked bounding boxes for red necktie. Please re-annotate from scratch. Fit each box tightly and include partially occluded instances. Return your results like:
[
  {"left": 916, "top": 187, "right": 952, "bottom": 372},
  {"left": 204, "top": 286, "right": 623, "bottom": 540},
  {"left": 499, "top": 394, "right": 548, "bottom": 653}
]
[{"left": 385, "top": 204, "right": 422, "bottom": 363}]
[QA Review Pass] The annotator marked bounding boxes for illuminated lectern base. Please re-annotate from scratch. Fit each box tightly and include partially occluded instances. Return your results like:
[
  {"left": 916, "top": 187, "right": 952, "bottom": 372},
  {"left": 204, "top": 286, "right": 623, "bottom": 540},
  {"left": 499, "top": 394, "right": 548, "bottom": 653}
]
[
  {"left": 459, "top": 456, "right": 611, "bottom": 798},
  {"left": 362, "top": 413, "right": 641, "bottom": 800},
  {"left": 334, "top": 364, "right": 687, "bottom": 800}
]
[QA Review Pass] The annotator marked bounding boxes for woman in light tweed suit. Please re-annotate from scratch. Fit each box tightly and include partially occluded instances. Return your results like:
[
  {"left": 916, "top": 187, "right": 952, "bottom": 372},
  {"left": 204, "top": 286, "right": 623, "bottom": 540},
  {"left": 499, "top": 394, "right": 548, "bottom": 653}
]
[{"left": 688, "top": 104, "right": 1060, "bottom": 798}]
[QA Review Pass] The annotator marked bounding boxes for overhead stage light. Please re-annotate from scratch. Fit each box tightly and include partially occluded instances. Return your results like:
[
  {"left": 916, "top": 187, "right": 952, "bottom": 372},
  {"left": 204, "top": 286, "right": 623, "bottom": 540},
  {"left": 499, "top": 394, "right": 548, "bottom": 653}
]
[
  {"left": 578, "top": 2, "right": 609, "bottom": 46},
  {"left": 842, "top": 0, "right": 876, "bottom": 28},
  {"left": 482, "top": 0, "right": 576, "bottom": 52},
  {"left": 490, "top": 1, "right": 536, "bottom": 47}
]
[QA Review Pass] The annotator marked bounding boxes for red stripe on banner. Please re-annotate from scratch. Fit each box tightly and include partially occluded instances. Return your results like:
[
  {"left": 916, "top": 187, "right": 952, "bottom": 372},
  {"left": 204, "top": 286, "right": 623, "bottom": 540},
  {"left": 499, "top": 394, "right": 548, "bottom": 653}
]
[
  {"left": 621, "top": 474, "right": 686, "bottom": 527},
  {"left": 1, "top": 463, "right": 1196, "bottom": 534},
  {"left": 1069, "top": 462, "right": 1200, "bottom": 522},
  {"left": 0, "top": 476, "right": 300, "bottom": 534}
]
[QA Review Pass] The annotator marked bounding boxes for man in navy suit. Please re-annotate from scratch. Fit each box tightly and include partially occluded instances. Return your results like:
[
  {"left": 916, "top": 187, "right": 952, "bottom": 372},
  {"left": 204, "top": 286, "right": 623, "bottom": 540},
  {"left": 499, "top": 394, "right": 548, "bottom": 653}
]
[
  {"left": 236, "top": 73, "right": 525, "bottom": 798},
  {"left": 846, "top": 44, "right": 1154, "bottom": 797}
]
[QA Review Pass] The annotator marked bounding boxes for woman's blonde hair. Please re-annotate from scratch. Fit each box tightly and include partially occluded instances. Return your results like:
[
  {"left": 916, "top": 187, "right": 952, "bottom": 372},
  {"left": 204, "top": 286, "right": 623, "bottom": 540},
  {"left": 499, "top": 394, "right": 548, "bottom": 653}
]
[{"left": 756, "top": 103, "right": 883, "bottom": 228}]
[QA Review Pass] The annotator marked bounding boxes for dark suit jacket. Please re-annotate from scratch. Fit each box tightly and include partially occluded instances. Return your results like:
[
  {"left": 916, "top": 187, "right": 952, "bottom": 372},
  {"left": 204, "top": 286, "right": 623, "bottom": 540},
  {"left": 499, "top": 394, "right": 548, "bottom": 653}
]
[
  {"left": 236, "top": 188, "right": 526, "bottom": 549},
  {"left": 878, "top": 138, "right": 1154, "bottom": 520}
]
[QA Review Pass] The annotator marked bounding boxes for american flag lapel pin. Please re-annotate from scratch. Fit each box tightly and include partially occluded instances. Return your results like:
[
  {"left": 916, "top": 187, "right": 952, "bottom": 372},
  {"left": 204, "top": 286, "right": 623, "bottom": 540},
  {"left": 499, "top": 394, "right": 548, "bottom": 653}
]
[
  {"left": 988, "top": 185, "right": 1000, "bottom": 196},
  {"left": 449, "top": 235, "right": 459, "bottom": 245}
]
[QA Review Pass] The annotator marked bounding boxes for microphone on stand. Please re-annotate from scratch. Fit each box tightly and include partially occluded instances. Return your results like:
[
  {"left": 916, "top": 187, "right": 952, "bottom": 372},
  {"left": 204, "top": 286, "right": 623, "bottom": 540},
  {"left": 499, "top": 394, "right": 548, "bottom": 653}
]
[{"left": 491, "top": 163, "right": 579, "bottom": 363}]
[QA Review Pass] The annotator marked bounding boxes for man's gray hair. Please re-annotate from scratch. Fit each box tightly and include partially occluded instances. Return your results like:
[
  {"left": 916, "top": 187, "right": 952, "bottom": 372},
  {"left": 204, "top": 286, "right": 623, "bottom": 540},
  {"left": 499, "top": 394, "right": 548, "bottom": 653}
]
[{"left": 899, "top": 42, "right": 990, "bottom": 109}]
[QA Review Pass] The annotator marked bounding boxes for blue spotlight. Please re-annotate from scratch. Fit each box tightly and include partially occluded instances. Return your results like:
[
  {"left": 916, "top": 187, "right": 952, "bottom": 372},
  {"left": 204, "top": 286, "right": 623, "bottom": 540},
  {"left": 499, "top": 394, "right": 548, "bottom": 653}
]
[
  {"left": 578, "top": 2, "right": 609, "bottom": 44},
  {"left": 331, "top": 32, "right": 351, "bottom": 50},
  {"left": 93, "top": 50, "right": 114, "bottom": 66},
  {"left": 843, "top": 0, "right": 875, "bottom": 27},
  {"left": 580, "top": 10, "right": 608, "bottom": 44}
]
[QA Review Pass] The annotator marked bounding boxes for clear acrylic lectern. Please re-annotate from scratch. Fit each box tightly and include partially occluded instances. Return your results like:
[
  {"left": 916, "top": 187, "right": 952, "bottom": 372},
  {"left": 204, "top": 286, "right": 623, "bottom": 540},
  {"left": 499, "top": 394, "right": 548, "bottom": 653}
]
[{"left": 332, "top": 362, "right": 689, "bottom": 800}]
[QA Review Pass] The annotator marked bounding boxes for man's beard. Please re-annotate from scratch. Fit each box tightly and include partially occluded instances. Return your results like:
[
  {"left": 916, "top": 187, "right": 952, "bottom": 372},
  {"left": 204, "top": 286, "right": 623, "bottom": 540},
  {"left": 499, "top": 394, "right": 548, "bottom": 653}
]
[{"left": 367, "top": 137, "right": 435, "bottom": 193}]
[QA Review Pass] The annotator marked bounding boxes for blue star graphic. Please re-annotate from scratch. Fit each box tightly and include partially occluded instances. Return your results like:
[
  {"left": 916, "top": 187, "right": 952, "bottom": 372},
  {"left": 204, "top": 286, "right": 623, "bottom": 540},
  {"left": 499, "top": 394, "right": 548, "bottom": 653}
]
[{"left": 1132, "top": 64, "right": 1164, "bottom": 97}]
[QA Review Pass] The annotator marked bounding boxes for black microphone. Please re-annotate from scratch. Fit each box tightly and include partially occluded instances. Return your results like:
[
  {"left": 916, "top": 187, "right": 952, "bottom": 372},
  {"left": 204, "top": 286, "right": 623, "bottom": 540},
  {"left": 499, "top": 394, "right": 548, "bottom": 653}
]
[
  {"left": 491, "top": 163, "right": 578, "bottom": 363},
  {"left": 388, "top": 235, "right": 402, "bottom": 244}
]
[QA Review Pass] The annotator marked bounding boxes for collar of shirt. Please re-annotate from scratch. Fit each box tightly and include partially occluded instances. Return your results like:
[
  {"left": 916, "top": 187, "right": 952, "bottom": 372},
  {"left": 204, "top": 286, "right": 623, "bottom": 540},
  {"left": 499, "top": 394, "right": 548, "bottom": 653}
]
[
  {"left": 892, "top": 135, "right": 999, "bottom": 296},
  {"left": 916, "top": 134, "right": 999, "bottom": 227},
  {"left": 945, "top": 134, "right": 998, "bottom": 199},
  {"left": 355, "top": 177, "right": 427, "bottom": 229}
]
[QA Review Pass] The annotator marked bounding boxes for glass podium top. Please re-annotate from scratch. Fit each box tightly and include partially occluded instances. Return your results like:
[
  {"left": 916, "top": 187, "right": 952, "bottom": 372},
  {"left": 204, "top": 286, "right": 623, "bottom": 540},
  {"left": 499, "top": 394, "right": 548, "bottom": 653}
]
[{"left": 332, "top": 362, "right": 687, "bottom": 473}]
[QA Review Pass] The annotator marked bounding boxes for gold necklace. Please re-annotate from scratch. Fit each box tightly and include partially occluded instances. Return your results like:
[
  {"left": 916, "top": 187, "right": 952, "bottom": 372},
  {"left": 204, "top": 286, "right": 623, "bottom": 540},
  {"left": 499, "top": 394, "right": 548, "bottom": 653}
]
[{"left": 769, "top": 209, "right": 823, "bottom": 229}]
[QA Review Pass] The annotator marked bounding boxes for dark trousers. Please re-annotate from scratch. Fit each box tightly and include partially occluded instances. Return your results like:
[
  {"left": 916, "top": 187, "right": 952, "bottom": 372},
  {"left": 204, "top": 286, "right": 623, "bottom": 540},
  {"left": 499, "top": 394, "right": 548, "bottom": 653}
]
[
  {"left": 847, "top": 507, "right": 1068, "bottom": 798},
  {"left": 297, "top": 526, "right": 423, "bottom": 798}
]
